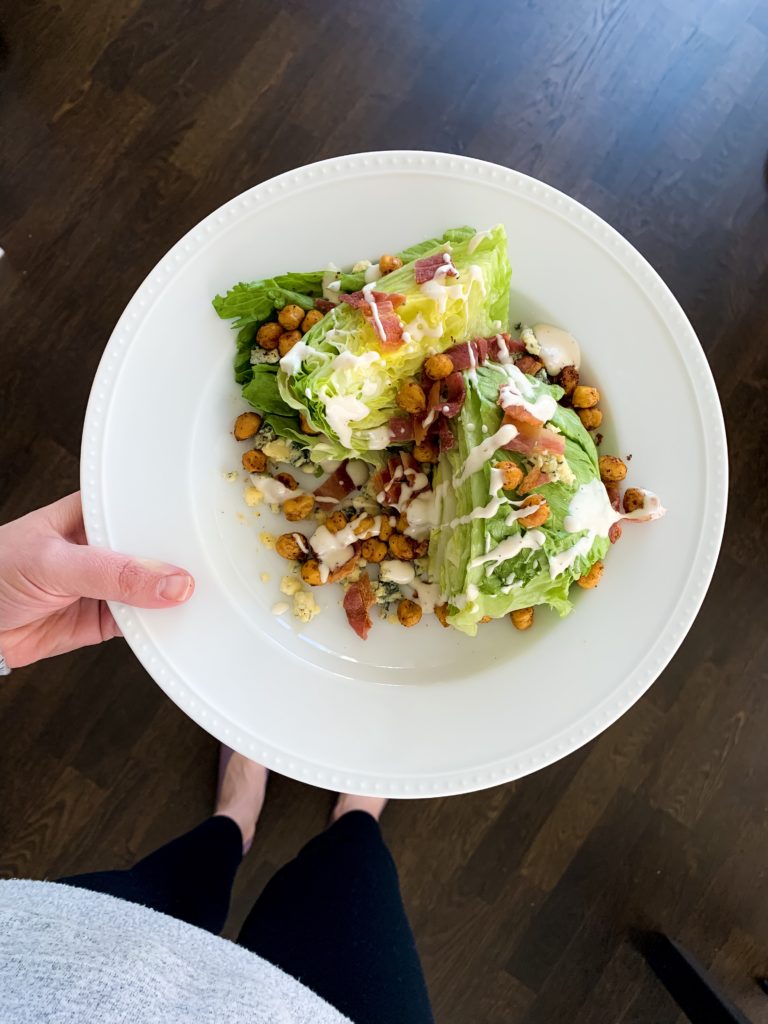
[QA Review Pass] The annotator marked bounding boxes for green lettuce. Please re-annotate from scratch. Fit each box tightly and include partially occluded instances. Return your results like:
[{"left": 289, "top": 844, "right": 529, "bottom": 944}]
[
  {"left": 430, "top": 364, "right": 607, "bottom": 636},
  {"left": 276, "top": 225, "right": 512, "bottom": 462}
]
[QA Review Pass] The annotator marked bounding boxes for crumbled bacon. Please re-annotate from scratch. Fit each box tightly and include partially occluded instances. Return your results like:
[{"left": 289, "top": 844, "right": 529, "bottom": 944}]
[
  {"left": 502, "top": 429, "right": 565, "bottom": 457},
  {"left": 314, "top": 462, "right": 356, "bottom": 505},
  {"left": 340, "top": 290, "right": 406, "bottom": 349},
  {"left": 343, "top": 574, "right": 376, "bottom": 640},
  {"left": 414, "top": 252, "right": 459, "bottom": 284},
  {"left": 516, "top": 355, "right": 544, "bottom": 376},
  {"left": 315, "top": 298, "right": 335, "bottom": 313}
]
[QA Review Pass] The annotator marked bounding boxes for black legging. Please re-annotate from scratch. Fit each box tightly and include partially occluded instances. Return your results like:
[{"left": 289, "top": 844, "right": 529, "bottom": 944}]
[{"left": 59, "top": 811, "right": 433, "bottom": 1024}]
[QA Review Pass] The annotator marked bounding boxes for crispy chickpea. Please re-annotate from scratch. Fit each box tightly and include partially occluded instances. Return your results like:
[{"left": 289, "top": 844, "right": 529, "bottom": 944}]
[
  {"left": 378, "top": 517, "right": 394, "bottom": 542},
  {"left": 277, "top": 304, "right": 305, "bottom": 331},
  {"left": 396, "top": 511, "right": 409, "bottom": 532},
  {"left": 283, "top": 494, "right": 315, "bottom": 521},
  {"left": 434, "top": 603, "right": 450, "bottom": 628},
  {"left": 413, "top": 539, "right": 429, "bottom": 558},
  {"left": 578, "top": 408, "right": 603, "bottom": 430},
  {"left": 379, "top": 253, "right": 404, "bottom": 275},
  {"left": 353, "top": 515, "right": 376, "bottom": 537},
  {"left": 275, "top": 471, "right": 299, "bottom": 491},
  {"left": 300, "top": 559, "right": 323, "bottom": 586},
  {"left": 275, "top": 532, "right": 309, "bottom": 560},
  {"left": 577, "top": 560, "right": 604, "bottom": 589},
  {"left": 388, "top": 533, "right": 415, "bottom": 561},
  {"left": 623, "top": 487, "right": 645, "bottom": 513},
  {"left": 519, "top": 496, "right": 550, "bottom": 528},
  {"left": 496, "top": 461, "right": 523, "bottom": 491},
  {"left": 598, "top": 455, "right": 628, "bottom": 483},
  {"left": 396, "top": 379, "right": 426, "bottom": 415},
  {"left": 301, "top": 309, "right": 323, "bottom": 333},
  {"left": 234, "top": 411, "right": 262, "bottom": 440},
  {"left": 424, "top": 353, "right": 454, "bottom": 380},
  {"left": 556, "top": 365, "right": 579, "bottom": 397},
  {"left": 325, "top": 510, "right": 348, "bottom": 534},
  {"left": 510, "top": 607, "right": 534, "bottom": 631},
  {"left": 299, "top": 412, "right": 321, "bottom": 435},
  {"left": 397, "top": 598, "right": 422, "bottom": 627},
  {"left": 572, "top": 385, "right": 600, "bottom": 409},
  {"left": 256, "top": 322, "right": 283, "bottom": 350},
  {"left": 361, "top": 537, "right": 388, "bottom": 563},
  {"left": 278, "top": 330, "right": 302, "bottom": 357},
  {"left": 242, "top": 448, "right": 267, "bottom": 473},
  {"left": 413, "top": 441, "right": 439, "bottom": 463}
]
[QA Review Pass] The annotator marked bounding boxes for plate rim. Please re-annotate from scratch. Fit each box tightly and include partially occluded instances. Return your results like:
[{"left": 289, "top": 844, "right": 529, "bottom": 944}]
[{"left": 81, "top": 149, "right": 728, "bottom": 796}]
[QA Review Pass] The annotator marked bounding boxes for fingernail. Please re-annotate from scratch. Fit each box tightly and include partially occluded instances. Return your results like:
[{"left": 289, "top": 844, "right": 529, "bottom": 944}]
[{"left": 157, "top": 574, "right": 194, "bottom": 603}]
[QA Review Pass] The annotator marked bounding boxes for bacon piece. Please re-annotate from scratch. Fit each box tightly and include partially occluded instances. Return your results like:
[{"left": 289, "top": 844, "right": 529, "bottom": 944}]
[
  {"left": 343, "top": 574, "right": 376, "bottom": 640},
  {"left": 439, "top": 372, "right": 466, "bottom": 419},
  {"left": 388, "top": 417, "right": 415, "bottom": 442},
  {"left": 609, "top": 522, "right": 622, "bottom": 544},
  {"left": 340, "top": 290, "right": 406, "bottom": 349},
  {"left": 315, "top": 298, "right": 335, "bottom": 313},
  {"left": 501, "top": 402, "right": 544, "bottom": 430},
  {"left": 414, "top": 252, "right": 459, "bottom": 284},
  {"left": 516, "top": 355, "right": 544, "bottom": 376},
  {"left": 442, "top": 333, "right": 524, "bottom": 371},
  {"left": 314, "top": 461, "right": 356, "bottom": 505},
  {"left": 502, "top": 428, "right": 565, "bottom": 457},
  {"left": 437, "top": 416, "right": 455, "bottom": 451},
  {"left": 518, "top": 466, "right": 552, "bottom": 494}
]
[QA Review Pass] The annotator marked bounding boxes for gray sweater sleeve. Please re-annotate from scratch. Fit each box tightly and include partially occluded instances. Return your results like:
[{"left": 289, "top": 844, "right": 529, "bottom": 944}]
[{"left": 0, "top": 880, "right": 351, "bottom": 1024}]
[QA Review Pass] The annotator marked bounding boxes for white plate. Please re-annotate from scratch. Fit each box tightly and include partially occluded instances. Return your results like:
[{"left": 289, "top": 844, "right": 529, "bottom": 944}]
[{"left": 81, "top": 152, "right": 727, "bottom": 796}]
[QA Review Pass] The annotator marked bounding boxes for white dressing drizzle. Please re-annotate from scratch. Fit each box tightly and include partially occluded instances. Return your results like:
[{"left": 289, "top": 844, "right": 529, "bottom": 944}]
[
  {"left": 279, "top": 341, "right": 317, "bottom": 375},
  {"left": 470, "top": 529, "right": 547, "bottom": 575},
  {"left": 532, "top": 323, "right": 582, "bottom": 375},
  {"left": 318, "top": 389, "right": 370, "bottom": 448},
  {"left": 404, "top": 482, "right": 447, "bottom": 539},
  {"left": 453, "top": 424, "right": 518, "bottom": 486},
  {"left": 362, "top": 282, "right": 387, "bottom": 342},
  {"left": 331, "top": 350, "right": 381, "bottom": 373},
  {"left": 380, "top": 560, "right": 415, "bottom": 585},
  {"left": 249, "top": 474, "right": 303, "bottom": 504},
  {"left": 498, "top": 364, "right": 557, "bottom": 423},
  {"left": 412, "top": 580, "right": 441, "bottom": 613}
]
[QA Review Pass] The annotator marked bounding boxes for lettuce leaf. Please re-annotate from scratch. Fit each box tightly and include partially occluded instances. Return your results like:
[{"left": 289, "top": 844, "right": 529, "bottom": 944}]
[
  {"left": 276, "top": 225, "right": 512, "bottom": 461},
  {"left": 431, "top": 363, "right": 608, "bottom": 635}
]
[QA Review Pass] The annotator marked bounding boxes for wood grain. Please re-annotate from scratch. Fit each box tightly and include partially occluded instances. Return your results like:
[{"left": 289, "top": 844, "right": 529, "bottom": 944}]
[{"left": 1, "top": 0, "right": 768, "bottom": 1019}]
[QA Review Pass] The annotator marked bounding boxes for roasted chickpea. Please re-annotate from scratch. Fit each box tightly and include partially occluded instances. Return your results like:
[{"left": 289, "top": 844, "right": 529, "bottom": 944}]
[
  {"left": 396, "top": 380, "right": 426, "bottom": 415},
  {"left": 361, "top": 537, "right": 388, "bottom": 563},
  {"left": 577, "top": 408, "right": 603, "bottom": 430},
  {"left": 278, "top": 330, "right": 302, "bottom": 357},
  {"left": 388, "top": 533, "right": 415, "bottom": 561},
  {"left": 519, "top": 496, "right": 550, "bottom": 528},
  {"left": 300, "top": 559, "right": 323, "bottom": 586},
  {"left": 556, "top": 365, "right": 579, "bottom": 397},
  {"left": 379, "top": 253, "right": 404, "bottom": 275},
  {"left": 577, "top": 561, "right": 604, "bottom": 589},
  {"left": 413, "top": 441, "right": 439, "bottom": 463},
  {"left": 496, "top": 460, "right": 523, "bottom": 491},
  {"left": 623, "top": 487, "right": 645, "bottom": 513},
  {"left": 275, "top": 471, "right": 299, "bottom": 491},
  {"left": 299, "top": 412, "right": 321, "bottom": 436},
  {"left": 396, "top": 511, "right": 409, "bottom": 533},
  {"left": 434, "top": 603, "right": 450, "bottom": 628},
  {"left": 325, "top": 510, "right": 348, "bottom": 534},
  {"left": 352, "top": 515, "right": 376, "bottom": 537},
  {"left": 256, "top": 322, "right": 283, "bottom": 350},
  {"left": 510, "top": 607, "right": 534, "bottom": 631},
  {"left": 598, "top": 455, "right": 627, "bottom": 483},
  {"left": 378, "top": 517, "right": 394, "bottom": 542},
  {"left": 572, "top": 385, "right": 600, "bottom": 409},
  {"left": 301, "top": 309, "right": 323, "bottom": 333},
  {"left": 424, "top": 353, "right": 454, "bottom": 380},
  {"left": 242, "top": 448, "right": 267, "bottom": 473},
  {"left": 277, "top": 304, "right": 305, "bottom": 331},
  {"left": 283, "top": 494, "right": 315, "bottom": 521},
  {"left": 234, "top": 411, "right": 262, "bottom": 440},
  {"left": 397, "top": 598, "right": 422, "bottom": 627},
  {"left": 518, "top": 466, "right": 546, "bottom": 495},
  {"left": 275, "top": 532, "right": 309, "bottom": 560}
]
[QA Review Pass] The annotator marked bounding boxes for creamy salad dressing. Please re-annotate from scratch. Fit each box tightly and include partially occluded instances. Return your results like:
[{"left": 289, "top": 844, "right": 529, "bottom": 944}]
[
  {"left": 404, "top": 482, "right": 447, "bottom": 539},
  {"left": 318, "top": 390, "right": 370, "bottom": 448},
  {"left": 380, "top": 560, "right": 415, "bottom": 585},
  {"left": 249, "top": 474, "right": 303, "bottom": 504},
  {"left": 362, "top": 282, "right": 387, "bottom": 342},
  {"left": 279, "top": 341, "right": 317, "bottom": 375},
  {"left": 453, "top": 424, "right": 518, "bottom": 486},
  {"left": 498, "top": 365, "right": 557, "bottom": 423},
  {"left": 330, "top": 350, "right": 381, "bottom": 373},
  {"left": 470, "top": 529, "right": 547, "bottom": 575},
  {"left": 412, "top": 580, "right": 441, "bottom": 613},
  {"left": 548, "top": 534, "right": 594, "bottom": 579},
  {"left": 532, "top": 323, "right": 581, "bottom": 375},
  {"left": 495, "top": 333, "right": 512, "bottom": 364}
]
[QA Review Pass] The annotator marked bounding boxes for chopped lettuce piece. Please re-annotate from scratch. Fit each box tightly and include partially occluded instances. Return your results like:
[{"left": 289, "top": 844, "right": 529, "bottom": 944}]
[{"left": 430, "top": 363, "right": 607, "bottom": 635}]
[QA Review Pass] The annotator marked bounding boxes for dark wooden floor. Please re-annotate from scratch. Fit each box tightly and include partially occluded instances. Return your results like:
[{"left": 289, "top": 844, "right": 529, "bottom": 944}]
[{"left": 1, "top": 1, "right": 767, "bottom": 1020}]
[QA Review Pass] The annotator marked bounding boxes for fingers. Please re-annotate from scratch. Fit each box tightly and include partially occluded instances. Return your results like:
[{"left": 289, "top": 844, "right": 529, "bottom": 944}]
[
  {"left": 45, "top": 542, "right": 195, "bottom": 608},
  {"left": 46, "top": 492, "right": 87, "bottom": 542}
]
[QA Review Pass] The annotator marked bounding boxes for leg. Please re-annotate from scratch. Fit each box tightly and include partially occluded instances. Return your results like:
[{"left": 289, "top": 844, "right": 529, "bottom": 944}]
[
  {"left": 59, "top": 815, "right": 243, "bottom": 933},
  {"left": 238, "top": 803, "right": 434, "bottom": 1024},
  {"left": 59, "top": 751, "right": 268, "bottom": 934}
]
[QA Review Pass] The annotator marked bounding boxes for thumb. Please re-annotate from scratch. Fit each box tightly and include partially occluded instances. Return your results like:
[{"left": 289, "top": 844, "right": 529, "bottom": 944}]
[{"left": 48, "top": 543, "right": 195, "bottom": 608}]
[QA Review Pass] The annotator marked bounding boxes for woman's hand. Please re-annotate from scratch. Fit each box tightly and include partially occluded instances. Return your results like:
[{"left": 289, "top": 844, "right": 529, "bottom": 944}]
[{"left": 0, "top": 492, "right": 194, "bottom": 669}]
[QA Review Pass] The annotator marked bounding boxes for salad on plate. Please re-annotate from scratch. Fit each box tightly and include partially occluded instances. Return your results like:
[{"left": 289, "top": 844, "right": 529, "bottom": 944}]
[{"left": 214, "top": 225, "right": 664, "bottom": 639}]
